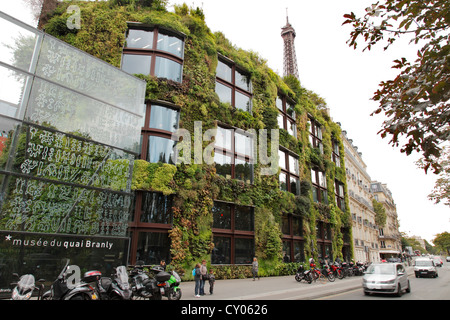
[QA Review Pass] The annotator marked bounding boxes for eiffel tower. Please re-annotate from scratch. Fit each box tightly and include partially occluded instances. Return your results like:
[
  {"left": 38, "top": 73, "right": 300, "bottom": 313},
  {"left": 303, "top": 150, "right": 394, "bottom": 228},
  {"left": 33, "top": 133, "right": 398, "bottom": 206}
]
[{"left": 281, "top": 10, "right": 299, "bottom": 79}]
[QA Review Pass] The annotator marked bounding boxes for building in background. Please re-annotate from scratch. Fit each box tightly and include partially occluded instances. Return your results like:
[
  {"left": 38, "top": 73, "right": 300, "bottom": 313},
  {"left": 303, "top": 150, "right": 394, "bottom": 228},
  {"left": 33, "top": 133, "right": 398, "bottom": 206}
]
[
  {"left": 342, "top": 130, "right": 380, "bottom": 263},
  {"left": 371, "top": 181, "right": 402, "bottom": 260}
]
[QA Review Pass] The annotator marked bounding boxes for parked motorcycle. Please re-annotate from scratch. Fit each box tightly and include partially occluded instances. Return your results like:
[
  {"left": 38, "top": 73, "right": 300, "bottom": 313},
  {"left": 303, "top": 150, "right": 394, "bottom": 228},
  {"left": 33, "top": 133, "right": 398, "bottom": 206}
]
[
  {"left": 42, "top": 260, "right": 99, "bottom": 300},
  {"left": 129, "top": 265, "right": 161, "bottom": 300},
  {"left": 294, "top": 265, "right": 312, "bottom": 284},
  {"left": 330, "top": 262, "right": 344, "bottom": 280},
  {"left": 151, "top": 266, "right": 182, "bottom": 300},
  {"left": 10, "top": 273, "right": 45, "bottom": 300},
  {"left": 95, "top": 266, "right": 132, "bottom": 300},
  {"left": 320, "top": 263, "right": 335, "bottom": 282}
]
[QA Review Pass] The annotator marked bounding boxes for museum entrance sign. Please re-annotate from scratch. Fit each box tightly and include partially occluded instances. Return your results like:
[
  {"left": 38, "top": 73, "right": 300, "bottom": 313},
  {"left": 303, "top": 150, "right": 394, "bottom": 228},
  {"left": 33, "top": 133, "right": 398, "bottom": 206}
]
[{"left": 0, "top": 11, "right": 146, "bottom": 295}]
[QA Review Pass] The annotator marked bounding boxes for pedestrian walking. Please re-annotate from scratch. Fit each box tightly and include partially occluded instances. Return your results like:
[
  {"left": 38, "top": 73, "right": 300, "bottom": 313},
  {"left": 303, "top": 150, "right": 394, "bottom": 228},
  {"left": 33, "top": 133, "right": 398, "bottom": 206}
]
[
  {"left": 208, "top": 269, "right": 215, "bottom": 294},
  {"left": 252, "top": 257, "right": 259, "bottom": 281},
  {"left": 200, "top": 259, "right": 208, "bottom": 295},
  {"left": 193, "top": 263, "right": 201, "bottom": 298}
]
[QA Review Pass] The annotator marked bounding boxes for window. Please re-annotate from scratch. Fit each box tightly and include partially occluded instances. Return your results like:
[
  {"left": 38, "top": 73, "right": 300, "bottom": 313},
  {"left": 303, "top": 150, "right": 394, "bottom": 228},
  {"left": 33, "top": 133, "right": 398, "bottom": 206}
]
[
  {"left": 309, "top": 117, "right": 323, "bottom": 154},
  {"left": 332, "top": 140, "right": 341, "bottom": 167},
  {"left": 211, "top": 201, "right": 255, "bottom": 264},
  {"left": 140, "top": 192, "right": 173, "bottom": 224},
  {"left": 276, "top": 96, "right": 296, "bottom": 138},
  {"left": 281, "top": 214, "right": 304, "bottom": 262},
  {"left": 141, "top": 102, "right": 180, "bottom": 164},
  {"left": 316, "top": 221, "right": 333, "bottom": 261},
  {"left": 215, "top": 56, "right": 252, "bottom": 113},
  {"left": 122, "top": 26, "right": 185, "bottom": 82},
  {"left": 279, "top": 148, "right": 300, "bottom": 195},
  {"left": 135, "top": 232, "right": 171, "bottom": 265},
  {"left": 335, "top": 180, "right": 346, "bottom": 211},
  {"left": 311, "top": 168, "right": 328, "bottom": 204},
  {"left": 214, "top": 126, "right": 254, "bottom": 183}
]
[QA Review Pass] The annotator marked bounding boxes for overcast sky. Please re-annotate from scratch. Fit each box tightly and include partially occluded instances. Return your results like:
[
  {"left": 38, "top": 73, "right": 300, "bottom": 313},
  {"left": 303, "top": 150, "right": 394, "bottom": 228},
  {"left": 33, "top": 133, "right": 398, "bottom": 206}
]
[{"left": 0, "top": 0, "right": 448, "bottom": 244}]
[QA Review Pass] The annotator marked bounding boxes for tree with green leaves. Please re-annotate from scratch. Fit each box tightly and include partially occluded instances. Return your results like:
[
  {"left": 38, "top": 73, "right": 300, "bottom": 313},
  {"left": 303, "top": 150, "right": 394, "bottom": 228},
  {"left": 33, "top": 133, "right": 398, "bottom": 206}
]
[
  {"left": 433, "top": 231, "right": 450, "bottom": 254},
  {"left": 343, "top": 0, "right": 449, "bottom": 174}
]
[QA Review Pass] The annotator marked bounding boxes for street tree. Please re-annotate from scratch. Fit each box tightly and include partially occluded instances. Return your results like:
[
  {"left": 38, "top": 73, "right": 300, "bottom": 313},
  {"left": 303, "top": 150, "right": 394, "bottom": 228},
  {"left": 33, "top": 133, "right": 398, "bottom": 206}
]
[{"left": 343, "top": 0, "right": 449, "bottom": 174}]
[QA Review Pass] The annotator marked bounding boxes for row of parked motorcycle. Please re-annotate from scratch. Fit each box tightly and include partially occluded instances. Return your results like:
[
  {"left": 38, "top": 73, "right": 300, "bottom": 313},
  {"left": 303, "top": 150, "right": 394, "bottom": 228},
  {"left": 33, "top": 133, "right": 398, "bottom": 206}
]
[
  {"left": 295, "top": 260, "right": 369, "bottom": 284},
  {"left": 10, "top": 259, "right": 182, "bottom": 300}
]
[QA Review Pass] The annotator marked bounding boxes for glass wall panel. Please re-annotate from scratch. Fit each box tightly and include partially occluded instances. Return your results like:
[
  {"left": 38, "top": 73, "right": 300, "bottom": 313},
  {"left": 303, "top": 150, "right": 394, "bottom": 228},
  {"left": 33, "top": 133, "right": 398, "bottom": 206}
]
[
  {"left": 212, "top": 202, "right": 231, "bottom": 229},
  {"left": 140, "top": 192, "right": 173, "bottom": 224},
  {"left": 149, "top": 105, "right": 179, "bottom": 132},
  {"left": 125, "top": 29, "right": 154, "bottom": 49},
  {"left": 215, "top": 81, "right": 232, "bottom": 104},
  {"left": 279, "top": 172, "right": 287, "bottom": 191},
  {"left": 234, "top": 157, "right": 252, "bottom": 184},
  {"left": 26, "top": 77, "right": 144, "bottom": 153},
  {"left": 211, "top": 236, "right": 231, "bottom": 264},
  {"left": 216, "top": 60, "right": 232, "bottom": 82},
  {"left": 235, "top": 132, "right": 252, "bottom": 157},
  {"left": 234, "top": 206, "right": 254, "bottom": 231},
  {"left": 293, "top": 216, "right": 302, "bottom": 237},
  {"left": 214, "top": 152, "right": 231, "bottom": 178},
  {"left": 235, "top": 70, "right": 250, "bottom": 91},
  {"left": 215, "top": 127, "right": 232, "bottom": 150},
  {"left": 136, "top": 232, "right": 171, "bottom": 265},
  {"left": 290, "top": 176, "right": 300, "bottom": 195},
  {"left": 154, "top": 57, "right": 182, "bottom": 82},
  {"left": 0, "top": 16, "right": 40, "bottom": 72},
  {"left": 0, "top": 66, "right": 32, "bottom": 120},
  {"left": 156, "top": 33, "right": 184, "bottom": 58},
  {"left": 235, "top": 91, "right": 251, "bottom": 112},
  {"left": 235, "top": 238, "right": 254, "bottom": 264},
  {"left": 147, "top": 136, "right": 175, "bottom": 164},
  {"left": 121, "top": 54, "right": 151, "bottom": 75}
]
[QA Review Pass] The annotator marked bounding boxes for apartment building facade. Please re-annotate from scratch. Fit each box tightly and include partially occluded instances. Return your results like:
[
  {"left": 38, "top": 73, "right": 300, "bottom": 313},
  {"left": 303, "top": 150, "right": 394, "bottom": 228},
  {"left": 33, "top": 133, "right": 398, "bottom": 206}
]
[
  {"left": 371, "top": 181, "right": 402, "bottom": 259},
  {"left": 342, "top": 131, "right": 380, "bottom": 263}
]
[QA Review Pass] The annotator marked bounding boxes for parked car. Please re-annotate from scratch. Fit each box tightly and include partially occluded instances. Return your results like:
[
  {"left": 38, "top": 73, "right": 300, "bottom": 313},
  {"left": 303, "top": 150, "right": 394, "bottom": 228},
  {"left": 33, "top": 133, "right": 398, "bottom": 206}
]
[
  {"left": 432, "top": 257, "right": 443, "bottom": 267},
  {"left": 362, "top": 263, "right": 411, "bottom": 297},
  {"left": 446, "top": 256, "right": 450, "bottom": 262},
  {"left": 414, "top": 258, "right": 438, "bottom": 278}
]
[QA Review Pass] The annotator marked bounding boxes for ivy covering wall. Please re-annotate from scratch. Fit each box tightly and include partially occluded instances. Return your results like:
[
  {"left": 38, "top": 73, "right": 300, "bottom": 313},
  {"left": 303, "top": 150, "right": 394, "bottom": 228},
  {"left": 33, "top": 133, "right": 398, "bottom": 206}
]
[{"left": 42, "top": 0, "right": 354, "bottom": 278}]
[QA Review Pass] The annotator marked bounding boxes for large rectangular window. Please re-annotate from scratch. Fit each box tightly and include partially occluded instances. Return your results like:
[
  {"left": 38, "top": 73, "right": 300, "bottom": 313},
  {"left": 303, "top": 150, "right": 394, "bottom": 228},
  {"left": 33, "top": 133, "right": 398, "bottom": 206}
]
[
  {"left": 122, "top": 25, "right": 185, "bottom": 83},
  {"left": 214, "top": 126, "right": 254, "bottom": 184},
  {"left": 215, "top": 56, "right": 252, "bottom": 113},
  {"left": 309, "top": 117, "right": 323, "bottom": 154},
  {"left": 311, "top": 168, "right": 328, "bottom": 204},
  {"left": 141, "top": 102, "right": 180, "bottom": 164},
  {"left": 279, "top": 148, "right": 300, "bottom": 195},
  {"left": 277, "top": 96, "right": 297, "bottom": 138},
  {"left": 212, "top": 201, "right": 255, "bottom": 265}
]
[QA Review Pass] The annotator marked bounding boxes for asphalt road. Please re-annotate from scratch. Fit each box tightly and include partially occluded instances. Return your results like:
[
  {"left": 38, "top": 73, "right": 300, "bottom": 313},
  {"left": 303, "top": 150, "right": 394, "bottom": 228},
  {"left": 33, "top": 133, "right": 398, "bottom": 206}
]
[{"left": 318, "top": 260, "right": 450, "bottom": 300}]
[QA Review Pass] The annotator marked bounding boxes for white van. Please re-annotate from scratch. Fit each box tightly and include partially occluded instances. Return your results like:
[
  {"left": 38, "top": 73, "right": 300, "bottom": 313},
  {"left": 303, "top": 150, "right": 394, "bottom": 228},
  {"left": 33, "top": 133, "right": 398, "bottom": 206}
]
[{"left": 414, "top": 258, "right": 438, "bottom": 278}]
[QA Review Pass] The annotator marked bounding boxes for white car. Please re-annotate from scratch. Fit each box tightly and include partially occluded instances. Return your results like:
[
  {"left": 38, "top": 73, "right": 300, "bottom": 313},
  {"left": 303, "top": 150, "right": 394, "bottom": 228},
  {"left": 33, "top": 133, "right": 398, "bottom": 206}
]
[
  {"left": 362, "top": 263, "right": 411, "bottom": 296},
  {"left": 414, "top": 258, "right": 438, "bottom": 278}
]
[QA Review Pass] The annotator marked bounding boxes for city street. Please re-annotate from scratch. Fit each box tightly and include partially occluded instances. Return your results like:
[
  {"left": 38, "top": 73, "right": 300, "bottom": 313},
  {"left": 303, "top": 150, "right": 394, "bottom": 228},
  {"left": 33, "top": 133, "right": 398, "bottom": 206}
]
[
  {"left": 181, "top": 259, "right": 450, "bottom": 300},
  {"left": 320, "top": 260, "right": 450, "bottom": 300}
]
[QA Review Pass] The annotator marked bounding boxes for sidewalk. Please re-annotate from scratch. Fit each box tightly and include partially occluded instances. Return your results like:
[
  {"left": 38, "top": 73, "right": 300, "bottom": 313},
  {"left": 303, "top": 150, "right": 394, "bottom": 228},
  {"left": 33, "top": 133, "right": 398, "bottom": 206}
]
[{"left": 180, "top": 266, "right": 414, "bottom": 300}]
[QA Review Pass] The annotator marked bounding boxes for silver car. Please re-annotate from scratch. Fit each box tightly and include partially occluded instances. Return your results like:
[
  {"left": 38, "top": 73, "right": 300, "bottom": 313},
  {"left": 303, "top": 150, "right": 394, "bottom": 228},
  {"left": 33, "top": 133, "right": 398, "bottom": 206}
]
[{"left": 362, "top": 263, "right": 411, "bottom": 296}]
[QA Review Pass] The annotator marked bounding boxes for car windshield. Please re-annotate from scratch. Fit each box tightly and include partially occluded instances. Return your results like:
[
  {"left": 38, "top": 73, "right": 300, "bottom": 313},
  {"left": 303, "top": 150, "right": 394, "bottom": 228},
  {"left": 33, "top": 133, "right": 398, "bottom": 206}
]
[
  {"left": 365, "top": 264, "right": 395, "bottom": 275},
  {"left": 415, "top": 260, "right": 433, "bottom": 266}
]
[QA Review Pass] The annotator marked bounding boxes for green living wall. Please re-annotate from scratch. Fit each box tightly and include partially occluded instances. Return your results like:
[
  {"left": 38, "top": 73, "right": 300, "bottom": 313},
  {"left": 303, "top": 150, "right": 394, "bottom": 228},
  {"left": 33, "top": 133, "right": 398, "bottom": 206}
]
[{"left": 42, "top": 0, "right": 353, "bottom": 278}]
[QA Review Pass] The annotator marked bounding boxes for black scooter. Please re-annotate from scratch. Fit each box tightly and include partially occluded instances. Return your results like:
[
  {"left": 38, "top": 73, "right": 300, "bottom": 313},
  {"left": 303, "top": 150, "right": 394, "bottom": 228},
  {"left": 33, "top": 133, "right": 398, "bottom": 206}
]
[
  {"left": 42, "top": 260, "right": 99, "bottom": 300},
  {"left": 294, "top": 265, "right": 312, "bottom": 284},
  {"left": 95, "top": 266, "right": 132, "bottom": 300}
]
